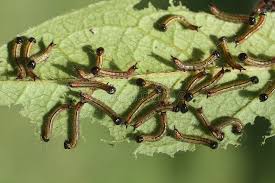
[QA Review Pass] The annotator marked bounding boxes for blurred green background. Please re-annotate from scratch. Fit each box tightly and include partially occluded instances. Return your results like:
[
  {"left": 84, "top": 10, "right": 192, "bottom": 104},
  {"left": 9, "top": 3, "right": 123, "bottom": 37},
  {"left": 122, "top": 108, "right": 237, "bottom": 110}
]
[{"left": 0, "top": 0, "right": 275, "bottom": 183}]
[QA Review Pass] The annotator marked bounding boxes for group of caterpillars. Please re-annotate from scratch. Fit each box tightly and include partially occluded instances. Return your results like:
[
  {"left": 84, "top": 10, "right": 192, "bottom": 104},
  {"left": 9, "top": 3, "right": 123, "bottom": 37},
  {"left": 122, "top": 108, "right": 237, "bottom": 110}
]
[
  {"left": 129, "top": 77, "right": 244, "bottom": 149},
  {"left": 160, "top": 2, "right": 275, "bottom": 101},
  {"left": 43, "top": 61, "right": 247, "bottom": 149},
  {"left": 42, "top": 47, "right": 138, "bottom": 149},
  {"left": 12, "top": 37, "right": 56, "bottom": 80},
  {"left": 10, "top": 1, "right": 275, "bottom": 150}
]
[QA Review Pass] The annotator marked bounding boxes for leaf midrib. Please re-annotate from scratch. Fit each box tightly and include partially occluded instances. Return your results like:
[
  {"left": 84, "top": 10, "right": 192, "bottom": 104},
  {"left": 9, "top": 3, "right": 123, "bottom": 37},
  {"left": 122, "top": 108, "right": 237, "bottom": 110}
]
[{"left": 0, "top": 65, "right": 269, "bottom": 83}]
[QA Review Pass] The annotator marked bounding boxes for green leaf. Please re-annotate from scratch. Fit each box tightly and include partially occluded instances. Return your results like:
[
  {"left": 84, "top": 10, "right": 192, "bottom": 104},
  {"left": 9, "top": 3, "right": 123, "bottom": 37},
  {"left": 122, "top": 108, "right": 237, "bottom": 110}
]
[{"left": 0, "top": 0, "right": 274, "bottom": 157}]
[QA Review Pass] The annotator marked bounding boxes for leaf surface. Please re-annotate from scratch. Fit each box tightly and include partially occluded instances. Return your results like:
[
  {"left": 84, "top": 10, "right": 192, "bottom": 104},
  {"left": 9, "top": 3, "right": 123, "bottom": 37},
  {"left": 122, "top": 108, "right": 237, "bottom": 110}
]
[{"left": 0, "top": 0, "right": 274, "bottom": 157}]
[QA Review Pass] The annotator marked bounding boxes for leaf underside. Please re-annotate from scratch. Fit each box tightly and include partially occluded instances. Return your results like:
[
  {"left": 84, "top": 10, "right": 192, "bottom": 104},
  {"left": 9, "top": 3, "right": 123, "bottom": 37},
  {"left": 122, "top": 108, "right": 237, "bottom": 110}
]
[{"left": 0, "top": 0, "right": 275, "bottom": 157}]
